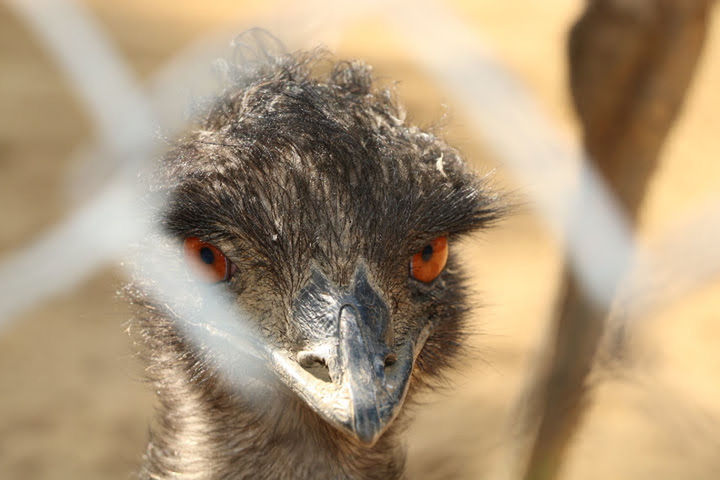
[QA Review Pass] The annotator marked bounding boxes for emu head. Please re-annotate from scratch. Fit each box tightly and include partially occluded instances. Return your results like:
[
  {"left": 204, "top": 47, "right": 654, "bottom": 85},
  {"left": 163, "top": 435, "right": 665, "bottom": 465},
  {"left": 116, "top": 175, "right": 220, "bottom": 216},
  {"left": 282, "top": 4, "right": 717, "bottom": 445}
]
[{"left": 136, "top": 53, "right": 500, "bottom": 447}]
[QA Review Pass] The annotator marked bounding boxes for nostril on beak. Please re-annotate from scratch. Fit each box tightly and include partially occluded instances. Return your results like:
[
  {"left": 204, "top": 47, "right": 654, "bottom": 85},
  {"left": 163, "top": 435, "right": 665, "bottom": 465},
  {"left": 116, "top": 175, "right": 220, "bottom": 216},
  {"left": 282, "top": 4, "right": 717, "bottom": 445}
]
[
  {"left": 297, "top": 350, "right": 332, "bottom": 383},
  {"left": 384, "top": 353, "right": 397, "bottom": 367},
  {"left": 297, "top": 351, "right": 326, "bottom": 368}
]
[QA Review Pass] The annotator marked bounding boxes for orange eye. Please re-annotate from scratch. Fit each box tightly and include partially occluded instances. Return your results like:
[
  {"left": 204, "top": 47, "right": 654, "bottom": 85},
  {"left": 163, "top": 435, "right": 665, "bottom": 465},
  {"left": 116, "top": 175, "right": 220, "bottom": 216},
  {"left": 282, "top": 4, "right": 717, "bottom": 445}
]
[
  {"left": 183, "top": 237, "right": 230, "bottom": 283},
  {"left": 410, "top": 236, "right": 448, "bottom": 283}
]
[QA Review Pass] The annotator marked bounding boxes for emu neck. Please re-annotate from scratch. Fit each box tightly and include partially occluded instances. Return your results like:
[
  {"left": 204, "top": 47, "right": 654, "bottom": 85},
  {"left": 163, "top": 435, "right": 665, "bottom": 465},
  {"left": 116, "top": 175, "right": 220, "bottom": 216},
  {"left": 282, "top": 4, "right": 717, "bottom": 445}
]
[{"left": 140, "top": 362, "right": 408, "bottom": 480}]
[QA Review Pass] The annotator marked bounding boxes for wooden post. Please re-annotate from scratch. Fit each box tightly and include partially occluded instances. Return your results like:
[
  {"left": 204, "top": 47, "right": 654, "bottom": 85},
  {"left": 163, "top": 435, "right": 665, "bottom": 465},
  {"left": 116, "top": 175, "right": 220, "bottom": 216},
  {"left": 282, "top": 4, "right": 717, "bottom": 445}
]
[{"left": 522, "top": 1, "right": 714, "bottom": 479}]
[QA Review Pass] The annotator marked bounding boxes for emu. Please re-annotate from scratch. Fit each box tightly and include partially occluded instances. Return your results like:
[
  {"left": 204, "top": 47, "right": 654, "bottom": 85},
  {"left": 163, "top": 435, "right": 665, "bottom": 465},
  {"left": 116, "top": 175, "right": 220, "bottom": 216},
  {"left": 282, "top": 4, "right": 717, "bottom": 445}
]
[{"left": 127, "top": 51, "right": 501, "bottom": 480}]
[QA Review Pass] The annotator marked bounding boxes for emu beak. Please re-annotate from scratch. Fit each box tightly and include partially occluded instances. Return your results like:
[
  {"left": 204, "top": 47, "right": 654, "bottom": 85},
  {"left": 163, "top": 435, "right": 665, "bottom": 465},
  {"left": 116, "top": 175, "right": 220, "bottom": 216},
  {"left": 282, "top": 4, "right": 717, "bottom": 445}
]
[{"left": 267, "top": 265, "right": 431, "bottom": 445}]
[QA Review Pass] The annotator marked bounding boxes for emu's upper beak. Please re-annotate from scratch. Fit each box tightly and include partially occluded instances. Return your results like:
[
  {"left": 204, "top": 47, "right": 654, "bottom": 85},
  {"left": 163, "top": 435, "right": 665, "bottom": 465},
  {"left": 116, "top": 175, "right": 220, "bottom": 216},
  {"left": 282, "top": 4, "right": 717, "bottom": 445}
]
[{"left": 267, "top": 265, "right": 431, "bottom": 445}]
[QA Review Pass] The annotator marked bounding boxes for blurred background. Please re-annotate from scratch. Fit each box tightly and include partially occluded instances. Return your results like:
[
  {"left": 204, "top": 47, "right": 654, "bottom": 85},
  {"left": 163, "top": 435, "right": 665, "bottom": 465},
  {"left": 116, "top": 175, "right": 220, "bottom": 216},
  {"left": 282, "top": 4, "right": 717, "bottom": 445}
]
[{"left": 1, "top": 1, "right": 719, "bottom": 479}]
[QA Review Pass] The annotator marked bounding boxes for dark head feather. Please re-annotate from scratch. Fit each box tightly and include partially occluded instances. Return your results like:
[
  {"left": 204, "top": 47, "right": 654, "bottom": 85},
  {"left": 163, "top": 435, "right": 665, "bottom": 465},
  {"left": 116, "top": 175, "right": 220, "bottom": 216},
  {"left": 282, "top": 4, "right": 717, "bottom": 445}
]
[{"left": 130, "top": 49, "right": 503, "bottom": 480}]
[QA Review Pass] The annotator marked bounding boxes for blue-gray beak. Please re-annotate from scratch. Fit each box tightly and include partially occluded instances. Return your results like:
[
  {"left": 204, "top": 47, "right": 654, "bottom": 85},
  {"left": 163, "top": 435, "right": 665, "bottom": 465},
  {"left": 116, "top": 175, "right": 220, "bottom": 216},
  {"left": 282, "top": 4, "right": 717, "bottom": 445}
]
[{"left": 268, "top": 265, "right": 431, "bottom": 445}]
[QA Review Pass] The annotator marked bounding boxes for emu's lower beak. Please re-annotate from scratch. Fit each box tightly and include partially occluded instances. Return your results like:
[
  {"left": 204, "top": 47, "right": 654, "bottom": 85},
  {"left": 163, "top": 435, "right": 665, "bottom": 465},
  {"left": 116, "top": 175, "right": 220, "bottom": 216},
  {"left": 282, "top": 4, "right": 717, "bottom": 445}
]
[{"left": 267, "top": 266, "right": 431, "bottom": 445}]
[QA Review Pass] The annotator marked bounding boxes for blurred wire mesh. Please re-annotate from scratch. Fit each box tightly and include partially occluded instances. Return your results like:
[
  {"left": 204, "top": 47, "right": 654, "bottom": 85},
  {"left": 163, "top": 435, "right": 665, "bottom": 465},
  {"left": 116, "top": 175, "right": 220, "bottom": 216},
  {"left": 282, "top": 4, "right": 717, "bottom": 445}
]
[{"left": 1, "top": 0, "right": 719, "bottom": 479}]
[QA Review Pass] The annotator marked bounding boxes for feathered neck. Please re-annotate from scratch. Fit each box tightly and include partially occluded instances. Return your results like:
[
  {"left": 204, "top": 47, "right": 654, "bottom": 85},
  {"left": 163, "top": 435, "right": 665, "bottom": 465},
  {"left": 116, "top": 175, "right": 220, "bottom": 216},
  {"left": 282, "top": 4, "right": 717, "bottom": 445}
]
[{"left": 138, "top": 348, "right": 409, "bottom": 480}]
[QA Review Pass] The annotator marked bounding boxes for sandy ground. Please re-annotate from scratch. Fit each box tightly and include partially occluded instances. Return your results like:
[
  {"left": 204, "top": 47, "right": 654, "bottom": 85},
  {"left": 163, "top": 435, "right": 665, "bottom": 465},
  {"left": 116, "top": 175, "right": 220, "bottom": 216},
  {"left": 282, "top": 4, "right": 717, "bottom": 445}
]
[{"left": 1, "top": 1, "right": 719, "bottom": 479}]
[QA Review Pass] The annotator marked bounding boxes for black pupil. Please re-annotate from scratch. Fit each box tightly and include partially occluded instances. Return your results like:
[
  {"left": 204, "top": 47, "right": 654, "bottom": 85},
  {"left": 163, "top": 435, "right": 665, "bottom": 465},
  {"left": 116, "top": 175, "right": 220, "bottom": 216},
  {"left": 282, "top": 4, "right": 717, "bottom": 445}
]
[
  {"left": 421, "top": 244, "right": 434, "bottom": 262},
  {"left": 199, "top": 246, "right": 215, "bottom": 265}
]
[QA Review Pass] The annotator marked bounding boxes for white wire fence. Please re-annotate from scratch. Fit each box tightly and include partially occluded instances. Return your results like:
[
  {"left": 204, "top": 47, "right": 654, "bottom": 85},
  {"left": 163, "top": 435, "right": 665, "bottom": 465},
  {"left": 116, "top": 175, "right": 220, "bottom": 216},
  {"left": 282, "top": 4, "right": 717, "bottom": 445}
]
[{"left": 2, "top": 0, "right": 719, "bottom": 476}]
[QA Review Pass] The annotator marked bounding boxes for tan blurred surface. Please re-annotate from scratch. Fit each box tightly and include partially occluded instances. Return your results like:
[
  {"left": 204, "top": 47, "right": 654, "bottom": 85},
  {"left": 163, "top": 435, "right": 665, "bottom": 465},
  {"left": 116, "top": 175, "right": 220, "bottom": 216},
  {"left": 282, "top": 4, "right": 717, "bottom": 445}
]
[{"left": 1, "top": 1, "right": 719, "bottom": 479}]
